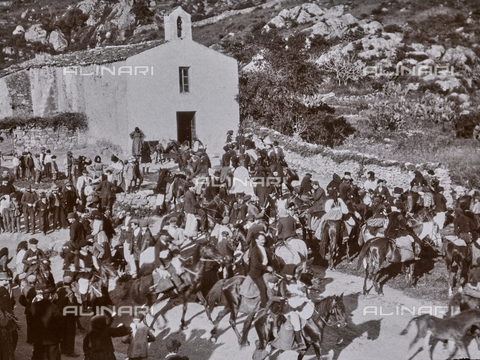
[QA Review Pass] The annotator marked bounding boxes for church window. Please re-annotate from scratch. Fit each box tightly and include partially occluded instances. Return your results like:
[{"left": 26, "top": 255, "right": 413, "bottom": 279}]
[
  {"left": 177, "top": 17, "right": 182, "bottom": 38},
  {"left": 179, "top": 67, "right": 189, "bottom": 93}
]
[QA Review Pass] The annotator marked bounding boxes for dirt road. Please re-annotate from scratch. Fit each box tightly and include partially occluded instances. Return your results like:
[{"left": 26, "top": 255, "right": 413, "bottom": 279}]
[{"left": 5, "top": 222, "right": 480, "bottom": 360}]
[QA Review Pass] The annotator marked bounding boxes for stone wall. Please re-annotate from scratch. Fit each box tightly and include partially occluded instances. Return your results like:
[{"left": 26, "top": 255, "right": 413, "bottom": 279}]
[{"left": 12, "top": 126, "right": 87, "bottom": 153}]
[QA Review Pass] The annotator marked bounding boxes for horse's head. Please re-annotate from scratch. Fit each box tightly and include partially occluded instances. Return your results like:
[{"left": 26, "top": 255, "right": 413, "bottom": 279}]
[
  {"left": 327, "top": 293, "right": 348, "bottom": 328},
  {"left": 199, "top": 243, "right": 231, "bottom": 267}
]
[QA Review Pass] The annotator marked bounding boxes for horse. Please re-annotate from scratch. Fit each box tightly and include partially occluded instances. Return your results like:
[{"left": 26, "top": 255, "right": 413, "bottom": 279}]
[
  {"left": 118, "top": 241, "right": 229, "bottom": 330},
  {"left": 318, "top": 219, "right": 343, "bottom": 270},
  {"left": 400, "top": 309, "right": 480, "bottom": 360},
  {"left": 441, "top": 239, "right": 470, "bottom": 297},
  {"left": 253, "top": 294, "right": 347, "bottom": 360},
  {"left": 74, "top": 262, "right": 117, "bottom": 312},
  {"left": 357, "top": 236, "right": 422, "bottom": 295}
]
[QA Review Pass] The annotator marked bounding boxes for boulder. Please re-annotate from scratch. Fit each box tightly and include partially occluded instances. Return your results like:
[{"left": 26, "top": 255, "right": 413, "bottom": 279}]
[
  {"left": 48, "top": 30, "right": 68, "bottom": 52},
  {"left": 309, "top": 21, "right": 329, "bottom": 36},
  {"left": 24, "top": 24, "right": 48, "bottom": 45},
  {"left": 425, "top": 45, "right": 445, "bottom": 60},
  {"left": 2, "top": 46, "right": 14, "bottom": 55},
  {"left": 432, "top": 76, "right": 461, "bottom": 92},
  {"left": 442, "top": 46, "right": 479, "bottom": 67},
  {"left": 13, "top": 25, "right": 25, "bottom": 35},
  {"left": 297, "top": 9, "right": 315, "bottom": 24},
  {"left": 300, "top": 3, "right": 324, "bottom": 16},
  {"left": 359, "top": 20, "right": 383, "bottom": 35}
]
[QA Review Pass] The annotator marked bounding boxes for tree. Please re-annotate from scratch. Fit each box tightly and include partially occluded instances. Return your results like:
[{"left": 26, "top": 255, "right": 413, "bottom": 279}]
[{"left": 318, "top": 49, "right": 366, "bottom": 85}]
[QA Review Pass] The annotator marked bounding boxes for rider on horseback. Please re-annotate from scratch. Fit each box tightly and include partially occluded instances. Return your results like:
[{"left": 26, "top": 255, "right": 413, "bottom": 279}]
[
  {"left": 385, "top": 212, "right": 422, "bottom": 261},
  {"left": 284, "top": 273, "right": 314, "bottom": 351},
  {"left": 22, "top": 238, "right": 47, "bottom": 275},
  {"left": 153, "top": 230, "right": 187, "bottom": 294},
  {"left": 454, "top": 207, "right": 478, "bottom": 267}
]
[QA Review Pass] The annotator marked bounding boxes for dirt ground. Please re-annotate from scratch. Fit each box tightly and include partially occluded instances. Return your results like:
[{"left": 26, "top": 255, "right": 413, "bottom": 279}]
[{"left": 2, "top": 147, "right": 479, "bottom": 360}]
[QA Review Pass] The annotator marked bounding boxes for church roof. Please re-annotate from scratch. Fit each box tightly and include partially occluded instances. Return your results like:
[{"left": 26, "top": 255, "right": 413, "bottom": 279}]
[{"left": 0, "top": 39, "right": 164, "bottom": 78}]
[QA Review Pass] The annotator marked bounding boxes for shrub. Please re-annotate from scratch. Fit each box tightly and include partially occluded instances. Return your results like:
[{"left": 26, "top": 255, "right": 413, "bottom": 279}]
[
  {"left": 384, "top": 24, "right": 403, "bottom": 33},
  {"left": 301, "top": 114, "right": 355, "bottom": 147},
  {"left": 131, "top": 1, "right": 154, "bottom": 25},
  {"left": 454, "top": 111, "right": 480, "bottom": 138}
]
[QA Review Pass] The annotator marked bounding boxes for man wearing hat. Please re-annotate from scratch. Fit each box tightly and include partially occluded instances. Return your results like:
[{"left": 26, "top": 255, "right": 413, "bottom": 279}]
[
  {"left": 65, "top": 151, "right": 74, "bottom": 182},
  {"left": 165, "top": 217, "right": 186, "bottom": 248},
  {"left": 49, "top": 184, "right": 66, "bottom": 230},
  {"left": 230, "top": 194, "right": 248, "bottom": 224},
  {"left": 62, "top": 181, "right": 78, "bottom": 214},
  {"left": 277, "top": 205, "right": 297, "bottom": 241},
  {"left": 388, "top": 187, "right": 406, "bottom": 213},
  {"left": 27, "top": 280, "right": 63, "bottom": 360},
  {"left": 35, "top": 192, "right": 51, "bottom": 236},
  {"left": 55, "top": 275, "right": 80, "bottom": 357},
  {"left": 76, "top": 169, "right": 91, "bottom": 208},
  {"left": 246, "top": 212, "right": 268, "bottom": 248},
  {"left": 184, "top": 182, "right": 199, "bottom": 239},
  {"left": 154, "top": 230, "right": 186, "bottom": 294},
  {"left": 374, "top": 179, "right": 390, "bottom": 201},
  {"left": 298, "top": 173, "right": 312, "bottom": 201},
  {"left": 306, "top": 181, "right": 327, "bottom": 230},
  {"left": 226, "top": 130, "right": 234, "bottom": 144},
  {"left": 19, "top": 274, "right": 37, "bottom": 315},
  {"left": 434, "top": 187, "right": 447, "bottom": 214},
  {"left": 0, "top": 256, "right": 17, "bottom": 358},
  {"left": 339, "top": 172, "right": 354, "bottom": 202},
  {"left": 22, "top": 185, "right": 38, "bottom": 234},
  {"left": 68, "top": 212, "right": 85, "bottom": 271},
  {"left": 22, "top": 239, "right": 47, "bottom": 273},
  {"left": 364, "top": 171, "right": 377, "bottom": 193},
  {"left": 124, "top": 219, "right": 141, "bottom": 278},
  {"left": 25, "top": 152, "right": 35, "bottom": 182},
  {"left": 50, "top": 154, "right": 59, "bottom": 181}
]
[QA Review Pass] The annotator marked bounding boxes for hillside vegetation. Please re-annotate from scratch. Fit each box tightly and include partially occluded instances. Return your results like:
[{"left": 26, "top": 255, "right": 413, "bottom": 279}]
[{"left": 1, "top": 0, "right": 480, "bottom": 185}]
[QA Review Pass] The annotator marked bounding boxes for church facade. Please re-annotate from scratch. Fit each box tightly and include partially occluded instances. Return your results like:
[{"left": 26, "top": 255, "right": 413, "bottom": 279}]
[{"left": 0, "top": 7, "right": 239, "bottom": 155}]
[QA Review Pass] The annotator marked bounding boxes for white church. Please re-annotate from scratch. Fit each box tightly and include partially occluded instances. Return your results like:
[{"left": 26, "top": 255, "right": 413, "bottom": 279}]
[{"left": 0, "top": 7, "right": 239, "bottom": 154}]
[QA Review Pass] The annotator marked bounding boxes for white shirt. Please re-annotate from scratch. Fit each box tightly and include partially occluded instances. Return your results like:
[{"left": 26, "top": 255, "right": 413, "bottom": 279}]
[
  {"left": 258, "top": 245, "right": 268, "bottom": 266},
  {"left": 364, "top": 179, "right": 377, "bottom": 192},
  {"left": 325, "top": 198, "right": 349, "bottom": 214}
]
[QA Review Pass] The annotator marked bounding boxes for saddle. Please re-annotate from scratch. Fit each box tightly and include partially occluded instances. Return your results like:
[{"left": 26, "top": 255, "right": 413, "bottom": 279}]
[
  {"left": 444, "top": 235, "right": 467, "bottom": 247},
  {"left": 239, "top": 275, "right": 260, "bottom": 299}
]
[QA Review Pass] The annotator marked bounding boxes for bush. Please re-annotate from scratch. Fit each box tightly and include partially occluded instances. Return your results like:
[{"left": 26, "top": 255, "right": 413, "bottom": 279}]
[
  {"left": 384, "top": 24, "right": 403, "bottom": 33},
  {"left": 454, "top": 111, "right": 480, "bottom": 138},
  {"left": 131, "top": 2, "right": 154, "bottom": 25},
  {"left": 301, "top": 114, "right": 355, "bottom": 147}
]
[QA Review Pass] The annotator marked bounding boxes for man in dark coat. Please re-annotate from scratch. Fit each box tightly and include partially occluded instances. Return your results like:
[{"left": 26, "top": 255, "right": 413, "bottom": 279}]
[
  {"left": 298, "top": 173, "right": 312, "bottom": 201},
  {"left": 387, "top": 187, "right": 406, "bottom": 213},
  {"left": 49, "top": 184, "right": 67, "bottom": 230},
  {"left": 54, "top": 275, "right": 80, "bottom": 357},
  {"left": 249, "top": 233, "right": 273, "bottom": 309},
  {"left": 433, "top": 187, "right": 447, "bottom": 213},
  {"left": 454, "top": 207, "right": 478, "bottom": 265},
  {"left": 230, "top": 195, "right": 248, "bottom": 224},
  {"left": 22, "top": 238, "right": 46, "bottom": 274},
  {"left": 68, "top": 213, "right": 85, "bottom": 271},
  {"left": 0, "top": 260, "right": 17, "bottom": 358},
  {"left": 35, "top": 192, "right": 50, "bottom": 236},
  {"left": 27, "top": 282, "right": 63, "bottom": 360},
  {"left": 96, "top": 174, "right": 115, "bottom": 213},
  {"left": 62, "top": 182, "right": 77, "bottom": 214},
  {"left": 277, "top": 206, "right": 297, "bottom": 241},
  {"left": 306, "top": 181, "right": 327, "bottom": 229},
  {"left": 21, "top": 185, "right": 37, "bottom": 234},
  {"left": 246, "top": 213, "right": 268, "bottom": 248},
  {"left": 339, "top": 172, "right": 353, "bottom": 202}
]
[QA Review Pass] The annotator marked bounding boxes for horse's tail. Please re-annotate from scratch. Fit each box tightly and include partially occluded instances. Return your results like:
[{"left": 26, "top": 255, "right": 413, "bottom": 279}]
[
  {"left": 400, "top": 316, "right": 418, "bottom": 335},
  {"left": 206, "top": 279, "right": 226, "bottom": 310},
  {"left": 357, "top": 239, "right": 374, "bottom": 270}
]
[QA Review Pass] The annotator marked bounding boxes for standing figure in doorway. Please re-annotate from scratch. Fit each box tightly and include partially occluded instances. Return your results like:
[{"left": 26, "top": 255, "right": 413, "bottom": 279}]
[{"left": 130, "top": 127, "right": 145, "bottom": 160}]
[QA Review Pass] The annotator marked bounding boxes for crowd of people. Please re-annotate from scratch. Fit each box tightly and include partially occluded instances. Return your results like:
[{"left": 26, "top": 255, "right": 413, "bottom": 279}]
[{"left": 0, "top": 126, "right": 479, "bottom": 359}]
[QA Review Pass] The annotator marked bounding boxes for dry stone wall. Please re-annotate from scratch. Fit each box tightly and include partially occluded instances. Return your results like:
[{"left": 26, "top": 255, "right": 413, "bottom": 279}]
[{"left": 12, "top": 126, "right": 86, "bottom": 153}]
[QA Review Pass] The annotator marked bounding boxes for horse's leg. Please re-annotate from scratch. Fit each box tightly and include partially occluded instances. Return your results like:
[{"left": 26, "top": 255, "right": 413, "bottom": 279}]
[
  {"left": 180, "top": 292, "right": 189, "bottom": 330},
  {"left": 196, "top": 291, "right": 213, "bottom": 323},
  {"left": 253, "top": 314, "right": 269, "bottom": 350},
  {"left": 210, "top": 307, "right": 230, "bottom": 343},
  {"left": 363, "top": 264, "right": 369, "bottom": 295},
  {"left": 239, "top": 311, "right": 256, "bottom": 347}
]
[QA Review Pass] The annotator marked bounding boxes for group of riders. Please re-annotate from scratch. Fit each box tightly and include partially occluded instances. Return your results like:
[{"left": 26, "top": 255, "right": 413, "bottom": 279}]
[{"left": 0, "top": 129, "right": 479, "bottom": 359}]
